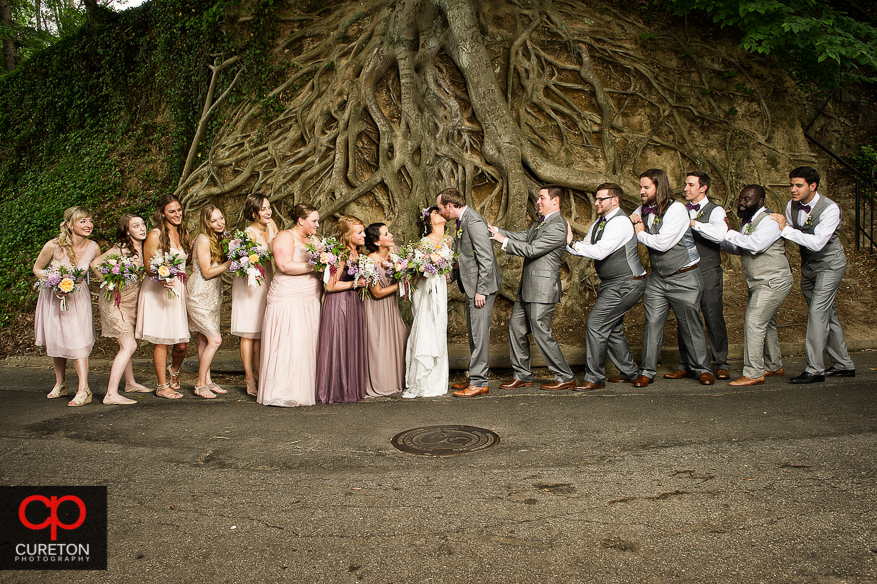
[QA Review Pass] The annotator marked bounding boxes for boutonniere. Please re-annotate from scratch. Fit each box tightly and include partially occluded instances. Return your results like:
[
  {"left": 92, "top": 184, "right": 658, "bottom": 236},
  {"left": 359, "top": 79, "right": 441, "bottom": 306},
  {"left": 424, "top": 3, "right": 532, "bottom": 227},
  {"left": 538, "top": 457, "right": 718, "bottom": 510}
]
[
  {"left": 695, "top": 210, "right": 704, "bottom": 220},
  {"left": 744, "top": 223, "right": 752, "bottom": 235},
  {"left": 535, "top": 215, "right": 546, "bottom": 230},
  {"left": 805, "top": 214, "right": 813, "bottom": 227},
  {"left": 652, "top": 216, "right": 662, "bottom": 228}
]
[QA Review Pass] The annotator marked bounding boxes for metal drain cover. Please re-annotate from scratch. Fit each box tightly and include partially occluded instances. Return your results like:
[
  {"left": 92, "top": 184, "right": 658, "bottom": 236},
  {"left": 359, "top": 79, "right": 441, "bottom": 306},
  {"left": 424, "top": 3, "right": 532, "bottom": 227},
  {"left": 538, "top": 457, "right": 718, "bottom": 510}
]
[{"left": 391, "top": 425, "right": 500, "bottom": 457}]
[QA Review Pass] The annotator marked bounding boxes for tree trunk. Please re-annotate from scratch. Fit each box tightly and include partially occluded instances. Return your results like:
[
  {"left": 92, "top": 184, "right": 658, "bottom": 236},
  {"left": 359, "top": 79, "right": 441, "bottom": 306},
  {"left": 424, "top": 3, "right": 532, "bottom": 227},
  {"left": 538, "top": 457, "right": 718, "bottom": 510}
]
[{"left": 1, "top": 0, "right": 15, "bottom": 73}]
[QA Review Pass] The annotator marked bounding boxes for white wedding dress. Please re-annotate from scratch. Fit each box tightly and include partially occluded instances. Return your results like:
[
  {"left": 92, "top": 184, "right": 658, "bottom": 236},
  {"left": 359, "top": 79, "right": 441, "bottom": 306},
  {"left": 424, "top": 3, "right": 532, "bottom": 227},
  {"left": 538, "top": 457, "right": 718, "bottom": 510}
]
[{"left": 403, "top": 240, "right": 450, "bottom": 398}]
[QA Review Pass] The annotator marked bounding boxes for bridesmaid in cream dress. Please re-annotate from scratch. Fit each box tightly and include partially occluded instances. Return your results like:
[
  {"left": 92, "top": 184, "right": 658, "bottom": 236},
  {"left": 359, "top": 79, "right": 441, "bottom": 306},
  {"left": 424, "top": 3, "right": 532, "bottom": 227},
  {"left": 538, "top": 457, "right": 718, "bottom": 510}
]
[
  {"left": 258, "top": 204, "right": 322, "bottom": 407},
  {"left": 91, "top": 214, "right": 151, "bottom": 405},
  {"left": 230, "top": 194, "right": 277, "bottom": 396},
  {"left": 33, "top": 206, "right": 100, "bottom": 407},
  {"left": 187, "top": 205, "right": 232, "bottom": 399},
  {"left": 136, "top": 194, "right": 190, "bottom": 399}
]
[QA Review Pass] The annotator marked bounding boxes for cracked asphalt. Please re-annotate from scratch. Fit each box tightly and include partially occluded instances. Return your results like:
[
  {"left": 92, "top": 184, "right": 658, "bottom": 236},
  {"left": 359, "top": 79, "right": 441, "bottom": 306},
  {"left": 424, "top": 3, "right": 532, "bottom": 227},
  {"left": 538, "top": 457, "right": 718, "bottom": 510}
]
[{"left": 0, "top": 351, "right": 875, "bottom": 584}]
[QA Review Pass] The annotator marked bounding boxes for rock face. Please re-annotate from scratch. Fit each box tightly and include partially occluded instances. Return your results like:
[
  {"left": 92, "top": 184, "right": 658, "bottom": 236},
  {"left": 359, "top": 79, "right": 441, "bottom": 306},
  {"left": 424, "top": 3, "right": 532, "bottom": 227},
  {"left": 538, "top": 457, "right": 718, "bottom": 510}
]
[{"left": 177, "top": 0, "right": 814, "bottom": 330}]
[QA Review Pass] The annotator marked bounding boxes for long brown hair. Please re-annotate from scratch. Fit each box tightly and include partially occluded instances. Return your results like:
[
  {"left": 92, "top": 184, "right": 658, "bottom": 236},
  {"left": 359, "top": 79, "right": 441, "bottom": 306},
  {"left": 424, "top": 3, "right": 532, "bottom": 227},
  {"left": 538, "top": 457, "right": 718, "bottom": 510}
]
[
  {"left": 640, "top": 169, "right": 674, "bottom": 217},
  {"left": 116, "top": 213, "right": 141, "bottom": 258},
  {"left": 57, "top": 206, "right": 92, "bottom": 265},
  {"left": 153, "top": 194, "right": 190, "bottom": 256},
  {"left": 334, "top": 215, "right": 363, "bottom": 252},
  {"left": 198, "top": 204, "right": 226, "bottom": 264}
]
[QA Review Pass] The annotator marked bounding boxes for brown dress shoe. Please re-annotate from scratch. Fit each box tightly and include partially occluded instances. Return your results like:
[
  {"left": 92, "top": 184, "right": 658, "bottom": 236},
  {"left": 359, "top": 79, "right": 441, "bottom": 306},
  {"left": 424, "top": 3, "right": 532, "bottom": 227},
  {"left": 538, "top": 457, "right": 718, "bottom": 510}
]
[
  {"left": 608, "top": 376, "right": 638, "bottom": 384},
  {"left": 573, "top": 381, "right": 605, "bottom": 392},
  {"left": 716, "top": 369, "right": 731, "bottom": 380},
  {"left": 764, "top": 368, "right": 784, "bottom": 377},
  {"left": 499, "top": 379, "right": 534, "bottom": 389},
  {"left": 699, "top": 372, "right": 715, "bottom": 385},
  {"left": 540, "top": 380, "right": 575, "bottom": 391},
  {"left": 729, "top": 376, "right": 764, "bottom": 386},
  {"left": 633, "top": 375, "right": 652, "bottom": 388},
  {"left": 453, "top": 385, "right": 488, "bottom": 397},
  {"left": 663, "top": 369, "right": 695, "bottom": 379},
  {"left": 452, "top": 378, "right": 471, "bottom": 390}
]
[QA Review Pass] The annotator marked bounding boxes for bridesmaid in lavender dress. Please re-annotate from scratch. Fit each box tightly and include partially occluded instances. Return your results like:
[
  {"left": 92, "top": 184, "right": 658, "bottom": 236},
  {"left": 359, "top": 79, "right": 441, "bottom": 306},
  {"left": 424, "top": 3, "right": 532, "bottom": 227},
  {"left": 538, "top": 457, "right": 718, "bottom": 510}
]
[
  {"left": 136, "top": 193, "right": 190, "bottom": 399},
  {"left": 231, "top": 194, "right": 278, "bottom": 396},
  {"left": 363, "top": 223, "right": 408, "bottom": 397},
  {"left": 187, "top": 205, "right": 232, "bottom": 399},
  {"left": 315, "top": 215, "right": 368, "bottom": 404},
  {"left": 258, "top": 204, "right": 322, "bottom": 407},
  {"left": 33, "top": 206, "right": 100, "bottom": 406}
]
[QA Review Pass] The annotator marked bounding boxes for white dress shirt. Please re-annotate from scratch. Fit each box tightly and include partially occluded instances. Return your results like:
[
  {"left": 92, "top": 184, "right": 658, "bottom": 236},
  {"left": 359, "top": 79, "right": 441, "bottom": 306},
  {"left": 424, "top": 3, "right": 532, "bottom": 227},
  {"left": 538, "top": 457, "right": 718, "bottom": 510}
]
[
  {"left": 780, "top": 192, "right": 841, "bottom": 252},
  {"left": 567, "top": 208, "right": 636, "bottom": 261},
  {"left": 634, "top": 201, "right": 698, "bottom": 267},
  {"left": 721, "top": 207, "right": 782, "bottom": 255},
  {"left": 688, "top": 197, "right": 728, "bottom": 243}
]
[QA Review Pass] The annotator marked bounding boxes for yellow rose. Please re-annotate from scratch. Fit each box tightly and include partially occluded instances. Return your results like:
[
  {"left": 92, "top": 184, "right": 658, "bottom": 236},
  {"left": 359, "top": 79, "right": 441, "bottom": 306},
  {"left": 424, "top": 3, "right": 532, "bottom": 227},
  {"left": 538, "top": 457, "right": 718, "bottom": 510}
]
[
  {"left": 158, "top": 265, "right": 171, "bottom": 278},
  {"left": 320, "top": 252, "right": 329, "bottom": 263},
  {"left": 248, "top": 253, "right": 259, "bottom": 264},
  {"left": 430, "top": 253, "right": 441, "bottom": 263},
  {"left": 58, "top": 278, "right": 75, "bottom": 293}
]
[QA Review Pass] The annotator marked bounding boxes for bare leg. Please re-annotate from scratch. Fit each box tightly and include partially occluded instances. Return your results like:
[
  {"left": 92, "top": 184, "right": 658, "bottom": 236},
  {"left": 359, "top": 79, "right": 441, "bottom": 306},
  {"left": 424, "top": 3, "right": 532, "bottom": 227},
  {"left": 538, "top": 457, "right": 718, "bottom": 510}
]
[
  {"left": 252, "top": 339, "right": 261, "bottom": 383},
  {"left": 71, "top": 357, "right": 89, "bottom": 392},
  {"left": 52, "top": 357, "right": 67, "bottom": 387},
  {"left": 104, "top": 338, "right": 138, "bottom": 404},
  {"left": 153, "top": 343, "right": 181, "bottom": 399},
  {"left": 240, "top": 337, "right": 256, "bottom": 384},
  {"left": 196, "top": 334, "right": 222, "bottom": 397}
]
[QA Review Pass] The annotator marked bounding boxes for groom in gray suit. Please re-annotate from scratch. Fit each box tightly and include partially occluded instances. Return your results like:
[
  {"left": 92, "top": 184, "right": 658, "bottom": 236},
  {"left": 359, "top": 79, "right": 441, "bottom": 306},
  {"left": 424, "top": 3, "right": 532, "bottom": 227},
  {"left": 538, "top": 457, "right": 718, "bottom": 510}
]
[
  {"left": 488, "top": 185, "right": 576, "bottom": 391},
  {"left": 437, "top": 188, "right": 501, "bottom": 397}
]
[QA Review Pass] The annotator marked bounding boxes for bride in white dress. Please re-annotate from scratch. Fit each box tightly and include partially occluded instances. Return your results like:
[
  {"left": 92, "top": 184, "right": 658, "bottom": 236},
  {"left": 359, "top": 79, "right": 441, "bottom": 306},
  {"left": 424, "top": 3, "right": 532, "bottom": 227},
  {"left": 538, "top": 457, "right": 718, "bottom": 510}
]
[{"left": 403, "top": 207, "right": 451, "bottom": 398}]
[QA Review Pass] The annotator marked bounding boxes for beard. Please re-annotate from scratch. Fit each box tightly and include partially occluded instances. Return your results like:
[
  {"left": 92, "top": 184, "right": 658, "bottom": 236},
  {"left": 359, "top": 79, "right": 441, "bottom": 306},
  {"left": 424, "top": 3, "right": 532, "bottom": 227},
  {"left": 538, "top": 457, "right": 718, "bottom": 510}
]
[{"left": 736, "top": 205, "right": 757, "bottom": 220}]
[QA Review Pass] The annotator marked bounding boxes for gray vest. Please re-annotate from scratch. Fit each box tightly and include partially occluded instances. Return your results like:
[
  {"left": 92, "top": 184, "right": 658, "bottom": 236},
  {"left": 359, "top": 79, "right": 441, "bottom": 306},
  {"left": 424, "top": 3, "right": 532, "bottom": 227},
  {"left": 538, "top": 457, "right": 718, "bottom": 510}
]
[
  {"left": 790, "top": 194, "right": 846, "bottom": 272},
  {"left": 740, "top": 209, "right": 791, "bottom": 284},
  {"left": 591, "top": 210, "right": 645, "bottom": 282},
  {"left": 646, "top": 201, "right": 700, "bottom": 277},
  {"left": 691, "top": 200, "right": 722, "bottom": 270}
]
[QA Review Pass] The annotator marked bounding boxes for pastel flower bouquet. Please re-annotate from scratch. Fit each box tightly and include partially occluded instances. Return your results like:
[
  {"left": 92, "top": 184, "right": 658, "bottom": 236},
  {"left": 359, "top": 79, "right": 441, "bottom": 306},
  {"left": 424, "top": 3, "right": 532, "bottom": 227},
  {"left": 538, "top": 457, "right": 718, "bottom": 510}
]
[
  {"left": 224, "top": 230, "right": 272, "bottom": 287},
  {"left": 36, "top": 264, "right": 87, "bottom": 311},
  {"left": 409, "top": 238, "right": 456, "bottom": 277},
  {"left": 95, "top": 254, "right": 144, "bottom": 309},
  {"left": 305, "top": 236, "right": 349, "bottom": 284},
  {"left": 346, "top": 254, "right": 383, "bottom": 300},
  {"left": 387, "top": 245, "right": 418, "bottom": 299},
  {"left": 149, "top": 252, "right": 187, "bottom": 299}
]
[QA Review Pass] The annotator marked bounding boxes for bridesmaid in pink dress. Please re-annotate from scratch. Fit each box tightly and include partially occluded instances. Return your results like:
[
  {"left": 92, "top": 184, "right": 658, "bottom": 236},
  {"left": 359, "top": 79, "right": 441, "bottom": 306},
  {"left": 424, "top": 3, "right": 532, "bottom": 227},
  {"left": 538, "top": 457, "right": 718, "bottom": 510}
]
[
  {"left": 136, "top": 194, "right": 190, "bottom": 399},
  {"left": 91, "top": 214, "right": 151, "bottom": 405},
  {"left": 33, "top": 206, "right": 100, "bottom": 406},
  {"left": 258, "top": 204, "right": 322, "bottom": 407},
  {"left": 230, "top": 194, "right": 278, "bottom": 396}
]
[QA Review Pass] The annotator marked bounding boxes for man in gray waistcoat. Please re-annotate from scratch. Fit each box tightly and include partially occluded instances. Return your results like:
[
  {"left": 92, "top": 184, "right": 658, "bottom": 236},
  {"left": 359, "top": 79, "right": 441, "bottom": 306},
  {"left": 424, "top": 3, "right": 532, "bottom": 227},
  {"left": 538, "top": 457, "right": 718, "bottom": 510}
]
[
  {"left": 631, "top": 168, "right": 715, "bottom": 387},
  {"left": 664, "top": 171, "right": 731, "bottom": 380},
  {"left": 488, "top": 185, "right": 576, "bottom": 391},
  {"left": 769, "top": 166, "right": 855, "bottom": 383},
  {"left": 565, "top": 182, "right": 646, "bottom": 390},
  {"left": 721, "top": 185, "right": 793, "bottom": 386}
]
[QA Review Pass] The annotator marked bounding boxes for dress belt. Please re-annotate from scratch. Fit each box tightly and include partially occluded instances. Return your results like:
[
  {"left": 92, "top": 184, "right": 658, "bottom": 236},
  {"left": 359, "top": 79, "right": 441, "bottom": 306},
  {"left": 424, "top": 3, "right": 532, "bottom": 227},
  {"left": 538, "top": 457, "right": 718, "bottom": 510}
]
[{"left": 669, "top": 264, "right": 698, "bottom": 276}]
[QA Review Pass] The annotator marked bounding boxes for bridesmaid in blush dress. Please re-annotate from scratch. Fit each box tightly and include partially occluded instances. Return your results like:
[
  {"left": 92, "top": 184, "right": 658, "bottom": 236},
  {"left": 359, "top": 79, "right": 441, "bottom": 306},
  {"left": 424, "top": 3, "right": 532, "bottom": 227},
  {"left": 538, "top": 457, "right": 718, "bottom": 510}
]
[
  {"left": 91, "top": 213, "right": 151, "bottom": 405},
  {"left": 187, "top": 205, "right": 232, "bottom": 399},
  {"left": 33, "top": 206, "right": 100, "bottom": 406},
  {"left": 315, "top": 215, "right": 368, "bottom": 404},
  {"left": 363, "top": 223, "right": 408, "bottom": 397},
  {"left": 258, "top": 204, "right": 322, "bottom": 407},
  {"left": 230, "top": 194, "right": 278, "bottom": 396},
  {"left": 136, "top": 193, "right": 190, "bottom": 399}
]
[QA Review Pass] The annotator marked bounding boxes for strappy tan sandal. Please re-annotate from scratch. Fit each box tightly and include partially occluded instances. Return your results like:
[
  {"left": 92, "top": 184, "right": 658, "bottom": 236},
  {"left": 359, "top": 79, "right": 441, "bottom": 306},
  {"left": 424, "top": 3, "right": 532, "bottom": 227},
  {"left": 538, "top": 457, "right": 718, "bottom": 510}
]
[
  {"left": 207, "top": 382, "right": 227, "bottom": 394},
  {"left": 194, "top": 385, "right": 216, "bottom": 399},
  {"left": 245, "top": 379, "right": 258, "bottom": 396},
  {"left": 67, "top": 388, "right": 92, "bottom": 407},
  {"left": 47, "top": 382, "right": 69, "bottom": 399},
  {"left": 156, "top": 382, "right": 182, "bottom": 399},
  {"left": 167, "top": 365, "right": 181, "bottom": 390}
]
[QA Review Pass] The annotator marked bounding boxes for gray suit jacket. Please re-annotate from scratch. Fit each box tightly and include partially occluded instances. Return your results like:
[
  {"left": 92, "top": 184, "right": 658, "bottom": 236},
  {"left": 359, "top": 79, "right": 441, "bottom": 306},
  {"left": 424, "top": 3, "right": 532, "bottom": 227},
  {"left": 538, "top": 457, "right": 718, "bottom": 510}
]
[
  {"left": 498, "top": 212, "right": 567, "bottom": 304},
  {"left": 453, "top": 207, "right": 501, "bottom": 298}
]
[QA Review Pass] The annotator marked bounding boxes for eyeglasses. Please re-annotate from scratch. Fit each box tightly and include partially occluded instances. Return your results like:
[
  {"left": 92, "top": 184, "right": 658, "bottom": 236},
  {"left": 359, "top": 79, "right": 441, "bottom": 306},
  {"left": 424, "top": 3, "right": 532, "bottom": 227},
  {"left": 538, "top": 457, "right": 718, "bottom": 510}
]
[{"left": 595, "top": 196, "right": 616, "bottom": 203}]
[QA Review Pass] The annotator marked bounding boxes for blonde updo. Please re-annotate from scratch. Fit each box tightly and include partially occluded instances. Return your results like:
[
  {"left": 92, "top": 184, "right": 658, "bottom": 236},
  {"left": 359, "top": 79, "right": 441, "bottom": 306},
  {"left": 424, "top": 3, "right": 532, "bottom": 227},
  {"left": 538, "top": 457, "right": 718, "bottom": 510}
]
[{"left": 57, "top": 206, "right": 92, "bottom": 265}]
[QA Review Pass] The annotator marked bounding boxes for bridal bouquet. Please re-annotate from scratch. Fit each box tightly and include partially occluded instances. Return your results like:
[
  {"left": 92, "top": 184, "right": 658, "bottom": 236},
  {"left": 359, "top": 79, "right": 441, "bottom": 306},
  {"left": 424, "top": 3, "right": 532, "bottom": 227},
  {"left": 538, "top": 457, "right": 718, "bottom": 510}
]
[
  {"left": 387, "top": 245, "right": 418, "bottom": 299},
  {"left": 224, "top": 230, "right": 272, "bottom": 287},
  {"left": 347, "top": 254, "right": 383, "bottom": 300},
  {"left": 149, "top": 252, "right": 187, "bottom": 299},
  {"left": 409, "top": 239, "right": 456, "bottom": 276},
  {"left": 36, "top": 264, "right": 87, "bottom": 311},
  {"left": 95, "top": 254, "right": 144, "bottom": 310},
  {"left": 305, "top": 236, "right": 348, "bottom": 284}
]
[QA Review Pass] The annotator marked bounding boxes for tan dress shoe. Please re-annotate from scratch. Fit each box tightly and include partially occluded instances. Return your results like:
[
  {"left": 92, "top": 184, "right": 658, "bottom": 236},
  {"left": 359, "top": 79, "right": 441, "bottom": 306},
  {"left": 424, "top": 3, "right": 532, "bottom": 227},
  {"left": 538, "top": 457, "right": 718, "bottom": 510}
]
[
  {"left": 573, "top": 381, "right": 605, "bottom": 392},
  {"left": 699, "top": 372, "right": 715, "bottom": 385},
  {"left": 500, "top": 379, "right": 534, "bottom": 389},
  {"left": 540, "top": 380, "right": 575, "bottom": 391},
  {"left": 764, "top": 368, "right": 784, "bottom": 377},
  {"left": 663, "top": 369, "right": 695, "bottom": 379},
  {"left": 452, "top": 378, "right": 471, "bottom": 390},
  {"left": 729, "top": 376, "right": 764, "bottom": 386},
  {"left": 633, "top": 375, "right": 652, "bottom": 388},
  {"left": 716, "top": 369, "right": 731, "bottom": 379},
  {"left": 453, "top": 385, "right": 488, "bottom": 397},
  {"left": 608, "top": 376, "right": 638, "bottom": 384}
]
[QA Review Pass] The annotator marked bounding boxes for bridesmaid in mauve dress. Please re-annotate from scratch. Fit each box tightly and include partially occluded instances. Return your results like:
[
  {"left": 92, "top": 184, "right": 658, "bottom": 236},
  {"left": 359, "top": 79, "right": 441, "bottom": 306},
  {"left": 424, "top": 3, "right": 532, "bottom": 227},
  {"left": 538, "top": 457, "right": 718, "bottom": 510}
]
[
  {"left": 230, "top": 194, "right": 278, "bottom": 396},
  {"left": 315, "top": 215, "right": 368, "bottom": 404},
  {"left": 33, "top": 206, "right": 100, "bottom": 407},
  {"left": 187, "top": 205, "right": 232, "bottom": 399},
  {"left": 258, "top": 204, "right": 322, "bottom": 407},
  {"left": 363, "top": 223, "right": 408, "bottom": 397},
  {"left": 91, "top": 214, "right": 151, "bottom": 405}
]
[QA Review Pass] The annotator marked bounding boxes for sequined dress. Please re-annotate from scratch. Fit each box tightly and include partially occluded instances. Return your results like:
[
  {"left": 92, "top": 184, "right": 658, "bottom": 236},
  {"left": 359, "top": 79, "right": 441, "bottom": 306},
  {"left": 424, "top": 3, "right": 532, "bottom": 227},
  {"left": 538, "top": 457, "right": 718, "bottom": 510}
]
[
  {"left": 187, "top": 234, "right": 223, "bottom": 337},
  {"left": 97, "top": 245, "right": 143, "bottom": 339}
]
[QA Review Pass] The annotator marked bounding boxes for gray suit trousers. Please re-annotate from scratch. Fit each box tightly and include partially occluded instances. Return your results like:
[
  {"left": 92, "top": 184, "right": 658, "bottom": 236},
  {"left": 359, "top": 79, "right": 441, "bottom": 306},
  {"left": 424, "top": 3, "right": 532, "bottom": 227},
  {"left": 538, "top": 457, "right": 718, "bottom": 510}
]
[
  {"left": 465, "top": 292, "right": 496, "bottom": 387},
  {"left": 640, "top": 268, "right": 711, "bottom": 379},
  {"left": 508, "top": 299, "right": 573, "bottom": 383},
  {"left": 678, "top": 265, "right": 729, "bottom": 371},
  {"left": 742, "top": 277, "right": 792, "bottom": 378},
  {"left": 801, "top": 265, "right": 854, "bottom": 374},
  {"left": 584, "top": 277, "right": 645, "bottom": 383}
]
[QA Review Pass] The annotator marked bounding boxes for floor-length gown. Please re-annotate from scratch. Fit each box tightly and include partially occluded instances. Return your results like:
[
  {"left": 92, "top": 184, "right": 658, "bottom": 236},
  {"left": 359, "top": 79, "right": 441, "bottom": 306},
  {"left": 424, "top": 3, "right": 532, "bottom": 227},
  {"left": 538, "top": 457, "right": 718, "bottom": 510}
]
[
  {"left": 187, "top": 234, "right": 222, "bottom": 337},
  {"left": 403, "top": 238, "right": 450, "bottom": 398},
  {"left": 315, "top": 265, "right": 367, "bottom": 404},
  {"left": 258, "top": 243, "right": 321, "bottom": 407},
  {"left": 35, "top": 240, "right": 100, "bottom": 359},
  {"left": 230, "top": 223, "right": 276, "bottom": 339},
  {"left": 97, "top": 245, "right": 142, "bottom": 339},
  {"left": 135, "top": 238, "right": 189, "bottom": 345},
  {"left": 364, "top": 265, "right": 408, "bottom": 396}
]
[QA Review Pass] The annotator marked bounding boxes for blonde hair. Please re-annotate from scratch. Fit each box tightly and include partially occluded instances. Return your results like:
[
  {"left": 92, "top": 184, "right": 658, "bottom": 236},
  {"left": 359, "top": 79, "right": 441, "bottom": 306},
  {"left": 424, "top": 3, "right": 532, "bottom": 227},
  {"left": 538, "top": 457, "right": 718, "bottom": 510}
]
[
  {"left": 334, "top": 215, "right": 363, "bottom": 251},
  {"left": 153, "top": 194, "right": 191, "bottom": 257},
  {"left": 198, "top": 204, "right": 226, "bottom": 264},
  {"left": 57, "top": 206, "right": 92, "bottom": 265}
]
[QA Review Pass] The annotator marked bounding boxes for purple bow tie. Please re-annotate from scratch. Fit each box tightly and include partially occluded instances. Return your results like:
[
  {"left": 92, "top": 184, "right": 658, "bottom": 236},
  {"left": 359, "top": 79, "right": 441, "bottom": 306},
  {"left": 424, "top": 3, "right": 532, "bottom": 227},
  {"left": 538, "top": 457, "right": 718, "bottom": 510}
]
[
  {"left": 641, "top": 205, "right": 657, "bottom": 216},
  {"left": 796, "top": 202, "right": 811, "bottom": 213},
  {"left": 741, "top": 216, "right": 753, "bottom": 225},
  {"left": 686, "top": 203, "right": 700, "bottom": 211}
]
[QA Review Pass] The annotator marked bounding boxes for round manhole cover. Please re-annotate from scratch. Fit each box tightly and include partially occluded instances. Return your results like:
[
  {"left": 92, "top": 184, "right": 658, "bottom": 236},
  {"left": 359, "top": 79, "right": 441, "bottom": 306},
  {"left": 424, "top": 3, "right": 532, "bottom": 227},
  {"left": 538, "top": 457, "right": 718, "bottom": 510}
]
[{"left": 391, "top": 425, "right": 500, "bottom": 457}]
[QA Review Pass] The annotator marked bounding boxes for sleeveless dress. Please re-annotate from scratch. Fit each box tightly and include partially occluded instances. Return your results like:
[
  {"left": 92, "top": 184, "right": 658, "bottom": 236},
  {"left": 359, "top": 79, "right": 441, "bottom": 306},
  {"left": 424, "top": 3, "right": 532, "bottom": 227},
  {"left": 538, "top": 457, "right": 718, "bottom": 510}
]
[
  {"left": 97, "top": 245, "right": 143, "bottom": 339},
  {"left": 364, "top": 262, "right": 408, "bottom": 396},
  {"left": 403, "top": 237, "right": 450, "bottom": 398},
  {"left": 258, "top": 241, "right": 321, "bottom": 407},
  {"left": 231, "top": 223, "right": 276, "bottom": 339},
  {"left": 34, "top": 239, "right": 99, "bottom": 359},
  {"left": 135, "top": 237, "right": 190, "bottom": 345},
  {"left": 187, "top": 234, "right": 223, "bottom": 337},
  {"left": 314, "top": 259, "right": 367, "bottom": 404}
]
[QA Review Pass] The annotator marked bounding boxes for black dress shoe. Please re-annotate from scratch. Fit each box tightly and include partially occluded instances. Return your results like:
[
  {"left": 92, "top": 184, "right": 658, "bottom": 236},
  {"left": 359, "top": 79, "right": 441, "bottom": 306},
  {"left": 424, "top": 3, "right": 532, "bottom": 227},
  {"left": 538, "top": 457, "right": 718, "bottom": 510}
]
[
  {"left": 790, "top": 371, "right": 825, "bottom": 384},
  {"left": 825, "top": 366, "right": 856, "bottom": 378}
]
